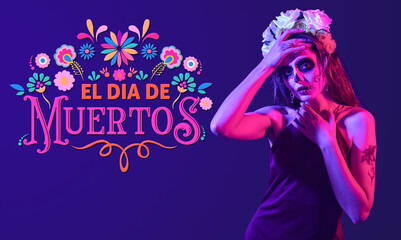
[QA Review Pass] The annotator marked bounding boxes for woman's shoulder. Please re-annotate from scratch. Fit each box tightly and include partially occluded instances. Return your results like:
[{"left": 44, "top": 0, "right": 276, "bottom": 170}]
[
  {"left": 255, "top": 105, "right": 296, "bottom": 122},
  {"left": 256, "top": 105, "right": 297, "bottom": 143},
  {"left": 337, "top": 106, "right": 375, "bottom": 125}
]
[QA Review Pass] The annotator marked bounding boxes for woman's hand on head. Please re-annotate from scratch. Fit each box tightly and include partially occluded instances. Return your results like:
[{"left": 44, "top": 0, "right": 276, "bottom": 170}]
[{"left": 262, "top": 28, "right": 312, "bottom": 69}]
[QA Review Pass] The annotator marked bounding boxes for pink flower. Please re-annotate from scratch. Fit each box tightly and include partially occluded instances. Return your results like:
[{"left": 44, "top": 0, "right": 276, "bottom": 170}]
[
  {"left": 317, "top": 31, "right": 337, "bottom": 54},
  {"left": 113, "top": 69, "right": 126, "bottom": 81},
  {"left": 54, "top": 70, "right": 75, "bottom": 91},
  {"left": 35, "top": 53, "right": 51, "bottom": 69},
  {"left": 160, "top": 46, "right": 183, "bottom": 69},
  {"left": 183, "top": 56, "right": 199, "bottom": 72},
  {"left": 54, "top": 45, "right": 77, "bottom": 68},
  {"left": 199, "top": 97, "right": 213, "bottom": 110}
]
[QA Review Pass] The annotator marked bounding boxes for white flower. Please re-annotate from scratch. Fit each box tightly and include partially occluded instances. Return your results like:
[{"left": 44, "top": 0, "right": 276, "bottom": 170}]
[
  {"left": 273, "top": 9, "right": 301, "bottom": 30},
  {"left": 262, "top": 21, "right": 278, "bottom": 42},
  {"left": 302, "top": 9, "right": 332, "bottom": 31},
  {"left": 261, "top": 41, "right": 275, "bottom": 57}
]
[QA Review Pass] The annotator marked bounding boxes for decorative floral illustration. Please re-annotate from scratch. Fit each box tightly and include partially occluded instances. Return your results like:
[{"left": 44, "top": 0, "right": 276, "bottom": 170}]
[
  {"left": 197, "top": 82, "right": 213, "bottom": 94},
  {"left": 54, "top": 70, "right": 75, "bottom": 91},
  {"left": 100, "top": 67, "right": 110, "bottom": 77},
  {"left": 150, "top": 45, "right": 183, "bottom": 80},
  {"left": 160, "top": 46, "right": 183, "bottom": 69},
  {"left": 199, "top": 97, "right": 213, "bottom": 110},
  {"left": 127, "top": 67, "right": 138, "bottom": 77},
  {"left": 128, "top": 19, "right": 160, "bottom": 43},
  {"left": 26, "top": 72, "right": 52, "bottom": 108},
  {"left": 54, "top": 44, "right": 84, "bottom": 80},
  {"left": 197, "top": 59, "right": 203, "bottom": 75},
  {"left": 79, "top": 43, "right": 95, "bottom": 60},
  {"left": 77, "top": 19, "right": 108, "bottom": 42},
  {"left": 13, "top": 18, "right": 214, "bottom": 173},
  {"left": 113, "top": 69, "right": 126, "bottom": 81},
  {"left": 183, "top": 56, "right": 198, "bottom": 72},
  {"left": 10, "top": 84, "right": 25, "bottom": 96},
  {"left": 35, "top": 53, "right": 51, "bottom": 69},
  {"left": 18, "top": 134, "right": 29, "bottom": 147},
  {"left": 88, "top": 71, "right": 101, "bottom": 81},
  {"left": 54, "top": 45, "right": 76, "bottom": 67},
  {"left": 171, "top": 73, "right": 196, "bottom": 109},
  {"left": 141, "top": 43, "right": 157, "bottom": 60},
  {"left": 29, "top": 55, "right": 35, "bottom": 70},
  {"left": 136, "top": 70, "right": 148, "bottom": 81},
  {"left": 101, "top": 31, "right": 138, "bottom": 68}
]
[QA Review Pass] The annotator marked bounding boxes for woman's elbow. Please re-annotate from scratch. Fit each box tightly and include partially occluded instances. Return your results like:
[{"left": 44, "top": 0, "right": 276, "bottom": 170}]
[
  {"left": 352, "top": 208, "right": 371, "bottom": 224},
  {"left": 210, "top": 120, "right": 229, "bottom": 138}
]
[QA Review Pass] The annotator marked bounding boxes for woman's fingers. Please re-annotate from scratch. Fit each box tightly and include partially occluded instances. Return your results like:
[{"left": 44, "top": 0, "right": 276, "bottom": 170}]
[
  {"left": 279, "top": 28, "right": 304, "bottom": 41},
  {"left": 282, "top": 45, "right": 307, "bottom": 55},
  {"left": 299, "top": 107, "right": 313, "bottom": 120},
  {"left": 296, "top": 110, "right": 309, "bottom": 127},
  {"left": 281, "top": 39, "right": 310, "bottom": 49},
  {"left": 301, "top": 103, "right": 321, "bottom": 120}
]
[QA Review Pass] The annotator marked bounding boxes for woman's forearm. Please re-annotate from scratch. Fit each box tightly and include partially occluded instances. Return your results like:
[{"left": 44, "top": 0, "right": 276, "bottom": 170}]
[
  {"left": 210, "top": 61, "right": 275, "bottom": 135},
  {"left": 319, "top": 139, "right": 370, "bottom": 224}
]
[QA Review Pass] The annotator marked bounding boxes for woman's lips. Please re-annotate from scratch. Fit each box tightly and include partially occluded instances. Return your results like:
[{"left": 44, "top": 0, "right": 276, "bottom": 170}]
[
  {"left": 297, "top": 85, "right": 312, "bottom": 91},
  {"left": 297, "top": 86, "right": 312, "bottom": 95}
]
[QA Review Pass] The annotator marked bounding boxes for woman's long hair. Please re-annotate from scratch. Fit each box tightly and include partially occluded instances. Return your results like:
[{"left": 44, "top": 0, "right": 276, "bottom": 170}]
[{"left": 269, "top": 33, "right": 361, "bottom": 109}]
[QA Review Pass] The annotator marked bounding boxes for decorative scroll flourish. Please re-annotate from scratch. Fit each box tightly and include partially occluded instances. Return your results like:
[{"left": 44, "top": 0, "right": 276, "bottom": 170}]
[{"left": 72, "top": 140, "right": 176, "bottom": 173}]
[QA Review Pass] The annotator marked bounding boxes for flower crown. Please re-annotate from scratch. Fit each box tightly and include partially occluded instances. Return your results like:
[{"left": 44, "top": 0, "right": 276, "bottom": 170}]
[{"left": 261, "top": 9, "right": 337, "bottom": 57}]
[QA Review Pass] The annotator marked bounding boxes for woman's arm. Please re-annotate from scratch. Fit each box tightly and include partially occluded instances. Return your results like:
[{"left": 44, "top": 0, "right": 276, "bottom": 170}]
[
  {"left": 294, "top": 103, "right": 376, "bottom": 224},
  {"left": 319, "top": 109, "right": 376, "bottom": 224},
  {"left": 210, "top": 28, "right": 311, "bottom": 140}
]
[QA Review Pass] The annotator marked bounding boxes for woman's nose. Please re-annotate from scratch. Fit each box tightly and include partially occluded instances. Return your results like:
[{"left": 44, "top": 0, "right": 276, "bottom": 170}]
[{"left": 294, "top": 73, "right": 301, "bottom": 83}]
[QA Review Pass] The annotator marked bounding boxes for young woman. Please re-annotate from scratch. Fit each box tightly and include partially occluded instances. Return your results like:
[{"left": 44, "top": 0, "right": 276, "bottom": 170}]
[{"left": 210, "top": 9, "right": 377, "bottom": 239}]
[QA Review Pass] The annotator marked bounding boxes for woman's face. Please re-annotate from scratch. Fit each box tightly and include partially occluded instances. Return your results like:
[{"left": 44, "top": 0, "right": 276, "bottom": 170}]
[{"left": 279, "top": 48, "right": 325, "bottom": 102}]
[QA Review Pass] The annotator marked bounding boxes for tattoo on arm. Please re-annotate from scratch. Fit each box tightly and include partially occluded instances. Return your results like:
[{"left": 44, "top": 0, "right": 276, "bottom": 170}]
[{"left": 361, "top": 145, "right": 377, "bottom": 185}]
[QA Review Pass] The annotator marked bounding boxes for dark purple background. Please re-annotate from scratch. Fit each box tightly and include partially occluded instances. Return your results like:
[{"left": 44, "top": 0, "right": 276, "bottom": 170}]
[{"left": 0, "top": 0, "right": 398, "bottom": 239}]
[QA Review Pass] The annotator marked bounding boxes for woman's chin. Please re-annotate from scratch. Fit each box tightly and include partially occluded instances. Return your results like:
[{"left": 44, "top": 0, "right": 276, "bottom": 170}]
[{"left": 296, "top": 94, "right": 316, "bottom": 102}]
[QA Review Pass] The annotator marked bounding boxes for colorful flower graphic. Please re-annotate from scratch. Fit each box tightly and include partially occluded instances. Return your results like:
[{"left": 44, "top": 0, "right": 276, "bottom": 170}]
[
  {"left": 128, "top": 19, "right": 160, "bottom": 43},
  {"left": 54, "top": 44, "right": 84, "bottom": 80},
  {"left": 150, "top": 46, "right": 183, "bottom": 80},
  {"left": 26, "top": 72, "right": 52, "bottom": 108},
  {"left": 141, "top": 43, "right": 157, "bottom": 60},
  {"left": 160, "top": 46, "right": 183, "bottom": 69},
  {"left": 88, "top": 71, "right": 101, "bottom": 81},
  {"left": 127, "top": 67, "right": 138, "bottom": 78},
  {"left": 136, "top": 70, "right": 148, "bottom": 81},
  {"left": 183, "top": 56, "right": 199, "bottom": 72},
  {"left": 100, "top": 67, "right": 110, "bottom": 77},
  {"left": 79, "top": 43, "right": 95, "bottom": 60},
  {"left": 199, "top": 97, "right": 213, "bottom": 110},
  {"left": 113, "top": 69, "right": 126, "bottom": 81},
  {"left": 27, "top": 72, "right": 51, "bottom": 92},
  {"left": 77, "top": 19, "right": 108, "bottom": 42},
  {"left": 101, "top": 31, "right": 138, "bottom": 68},
  {"left": 35, "top": 53, "right": 51, "bottom": 69},
  {"left": 171, "top": 72, "right": 196, "bottom": 109},
  {"left": 54, "top": 70, "right": 75, "bottom": 91},
  {"left": 54, "top": 44, "right": 76, "bottom": 68}
]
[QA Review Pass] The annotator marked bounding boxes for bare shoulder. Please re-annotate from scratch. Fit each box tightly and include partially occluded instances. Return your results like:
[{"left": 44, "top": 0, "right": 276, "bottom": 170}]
[
  {"left": 254, "top": 105, "right": 296, "bottom": 123},
  {"left": 338, "top": 106, "right": 376, "bottom": 140},
  {"left": 340, "top": 106, "right": 375, "bottom": 127},
  {"left": 255, "top": 105, "right": 297, "bottom": 142}
]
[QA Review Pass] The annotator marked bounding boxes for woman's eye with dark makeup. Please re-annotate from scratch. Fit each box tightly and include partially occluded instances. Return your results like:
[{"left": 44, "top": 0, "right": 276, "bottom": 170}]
[
  {"left": 300, "top": 61, "right": 314, "bottom": 72},
  {"left": 281, "top": 67, "right": 293, "bottom": 78}
]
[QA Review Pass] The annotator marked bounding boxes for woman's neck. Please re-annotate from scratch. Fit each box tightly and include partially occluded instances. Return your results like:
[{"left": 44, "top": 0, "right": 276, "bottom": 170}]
[{"left": 305, "top": 92, "right": 339, "bottom": 115}]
